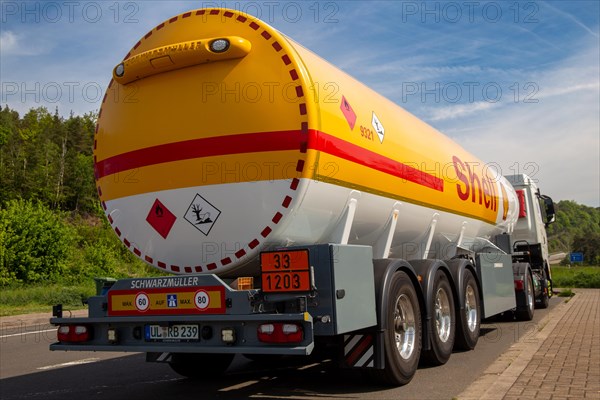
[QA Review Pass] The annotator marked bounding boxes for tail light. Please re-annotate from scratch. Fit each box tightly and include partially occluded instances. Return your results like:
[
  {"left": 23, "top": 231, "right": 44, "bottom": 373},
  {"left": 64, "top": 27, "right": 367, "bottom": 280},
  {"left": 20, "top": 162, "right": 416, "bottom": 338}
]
[
  {"left": 57, "top": 325, "right": 91, "bottom": 343},
  {"left": 257, "top": 323, "right": 303, "bottom": 343},
  {"left": 514, "top": 280, "right": 524, "bottom": 291}
]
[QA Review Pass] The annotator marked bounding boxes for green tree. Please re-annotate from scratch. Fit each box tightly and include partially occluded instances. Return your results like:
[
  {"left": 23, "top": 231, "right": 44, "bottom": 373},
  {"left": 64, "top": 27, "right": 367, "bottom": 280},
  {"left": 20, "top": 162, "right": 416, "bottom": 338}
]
[
  {"left": 547, "top": 200, "right": 600, "bottom": 254},
  {"left": 571, "top": 233, "right": 600, "bottom": 265},
  {"left": 0, "top": 106, "right": 98, "bottom": 213},
  {"left": 0, "top": 199, "right": 77, "bottom": 285}
]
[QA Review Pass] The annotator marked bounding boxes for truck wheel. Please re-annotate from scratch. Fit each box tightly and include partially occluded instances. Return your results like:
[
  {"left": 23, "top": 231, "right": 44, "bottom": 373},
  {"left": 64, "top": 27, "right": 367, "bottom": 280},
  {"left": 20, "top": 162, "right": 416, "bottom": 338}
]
[
  {"left": 454, "top": 269, "right": 480, "bottom": 350},
  {"left": 373, "top": 271, "right": 422, "bottom": 386},
  {"left": 422, "top": 270, "right": 455, "bottom": 365},
  {"left": 169, "top": 353, "right": 234, "bottom": 379},
  {"left": 516, "top": 269, "right": 535, "bottom": 321},
  {"left": 537, "top": 283, "right": 550, "bottom": 309},
  {"left": 536, "top": 270, "right": 550, "bottom": 309}
]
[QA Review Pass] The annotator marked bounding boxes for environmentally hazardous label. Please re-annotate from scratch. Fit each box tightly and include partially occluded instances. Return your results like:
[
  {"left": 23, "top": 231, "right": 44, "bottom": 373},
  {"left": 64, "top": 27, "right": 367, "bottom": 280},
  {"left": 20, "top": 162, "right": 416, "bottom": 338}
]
[
  {"left": 340, "top": 95, "right": 357, "bottom": 130},
  {"left": 108, "top": 286, "right": 226, "bottom": 316},
  {"left": 146, "top": 199, "right": 177, "bottom": 239},
  {"left": 184, "top": 194, "right": 221, "bottom": 236},
  {"left": 371, "top": 112, "right": 385, "bottom": 143}
]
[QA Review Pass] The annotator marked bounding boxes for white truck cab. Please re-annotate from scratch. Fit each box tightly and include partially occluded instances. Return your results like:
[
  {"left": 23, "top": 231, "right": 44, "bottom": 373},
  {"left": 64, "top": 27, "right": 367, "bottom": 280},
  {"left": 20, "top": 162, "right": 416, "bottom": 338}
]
[{"left": 505, "top": 174, "right": 556, "bottom": 305}]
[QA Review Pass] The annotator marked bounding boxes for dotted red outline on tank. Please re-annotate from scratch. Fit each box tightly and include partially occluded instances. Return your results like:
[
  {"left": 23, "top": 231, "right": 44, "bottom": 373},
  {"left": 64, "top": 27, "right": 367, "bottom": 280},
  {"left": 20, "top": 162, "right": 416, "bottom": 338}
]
[{"left": 94, "top": 9, "right": 308, "bottom": 274}]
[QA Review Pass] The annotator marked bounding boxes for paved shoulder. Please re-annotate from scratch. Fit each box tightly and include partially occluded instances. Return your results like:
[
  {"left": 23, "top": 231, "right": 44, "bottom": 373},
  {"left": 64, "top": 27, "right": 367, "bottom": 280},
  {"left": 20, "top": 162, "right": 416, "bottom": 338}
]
[{"left": 458, "top": 289, "right": 600, "bottom": 400}]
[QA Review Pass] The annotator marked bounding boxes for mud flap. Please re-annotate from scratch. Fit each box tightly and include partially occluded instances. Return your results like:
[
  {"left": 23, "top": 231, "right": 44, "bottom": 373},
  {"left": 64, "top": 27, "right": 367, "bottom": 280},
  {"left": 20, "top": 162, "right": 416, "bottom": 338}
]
[{"left": 341, "top": 330, "right": 385, "bottom": 369}]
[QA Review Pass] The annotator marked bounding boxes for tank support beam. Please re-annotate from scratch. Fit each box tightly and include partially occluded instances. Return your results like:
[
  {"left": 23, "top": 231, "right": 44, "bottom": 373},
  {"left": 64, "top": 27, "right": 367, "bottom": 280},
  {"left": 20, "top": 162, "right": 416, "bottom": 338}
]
[
  {"left": 331, "top": 192, "right": 360, "bottom": 244},
  {"left": 422, "top": 213, "right": 440, "bottom": 259},
  {"left": 373, "top": 203, "right": 401, "bottom": 259}
]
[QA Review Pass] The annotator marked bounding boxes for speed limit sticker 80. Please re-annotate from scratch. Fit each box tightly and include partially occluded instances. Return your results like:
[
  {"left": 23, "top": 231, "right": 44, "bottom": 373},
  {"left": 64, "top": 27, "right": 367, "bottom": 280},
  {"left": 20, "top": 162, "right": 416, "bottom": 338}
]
[{"left": 194, "top": 290, "right": 210, "bottom": 310}]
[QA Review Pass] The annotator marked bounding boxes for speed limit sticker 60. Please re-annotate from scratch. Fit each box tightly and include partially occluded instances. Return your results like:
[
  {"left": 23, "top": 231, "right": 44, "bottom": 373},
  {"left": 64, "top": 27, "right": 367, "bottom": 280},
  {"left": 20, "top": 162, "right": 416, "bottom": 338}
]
[
  {"left": 194, "top": 290, "right": 210, "bottom": 310},
  {"left": 135, "top": 293, "right": 150, "bottom": 311}
]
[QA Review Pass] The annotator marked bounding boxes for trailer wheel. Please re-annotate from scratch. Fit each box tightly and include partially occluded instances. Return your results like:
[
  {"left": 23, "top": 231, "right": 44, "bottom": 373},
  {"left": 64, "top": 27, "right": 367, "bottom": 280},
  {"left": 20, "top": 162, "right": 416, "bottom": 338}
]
[
  {"left": 454, "top": 269, "right": 480, "bottom": 350},
  {"left": 169, "top": 353, "right": 234, "bottom": 379},
  {"left": 423, "top": 270, "right": 455, "bottom": 365},
  {"left": 516, "top": 269, "right": 535, "bottom": 321},
  {"left": 373, "top": 271, "right": 422, "bottom": 386}
]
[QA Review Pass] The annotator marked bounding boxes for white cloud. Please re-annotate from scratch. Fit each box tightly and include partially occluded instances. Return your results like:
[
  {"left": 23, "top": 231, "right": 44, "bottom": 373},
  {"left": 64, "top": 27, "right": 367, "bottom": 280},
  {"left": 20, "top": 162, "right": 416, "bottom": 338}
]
[
  {"left": 0, "top": 31, "right": 18, "bottom": 54},
  {"left": 443, "top": 42, "right": 600, "bottom": 206},
  {"left": 0, "top": 29, "right": 53, "bottom": 56},
  {"left": 428, "top": 101, "right": 497, "bottom": 122}
]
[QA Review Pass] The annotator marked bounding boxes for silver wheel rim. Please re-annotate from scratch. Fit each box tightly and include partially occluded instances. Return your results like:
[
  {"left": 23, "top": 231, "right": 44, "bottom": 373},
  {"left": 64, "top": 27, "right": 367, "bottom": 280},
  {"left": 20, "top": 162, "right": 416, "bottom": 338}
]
[
  {"left": 465, "top": 284, "right": 478, "bottom": 332},
  {"left": 435, "top": 287, "right": 452, "bottom": 343},
  {"left": 526, "top": 275, "right": 534, "bottom": 312},
  {"left": 394, "top": 293, "right": 417, "bottom": 360}
]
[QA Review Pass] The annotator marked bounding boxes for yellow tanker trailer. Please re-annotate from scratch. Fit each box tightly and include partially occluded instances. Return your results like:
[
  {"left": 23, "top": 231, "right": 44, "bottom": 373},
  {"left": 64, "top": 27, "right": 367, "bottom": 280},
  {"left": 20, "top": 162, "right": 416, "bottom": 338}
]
[{"left": 51, "top": 8, "right": 556, "bottom": 385}]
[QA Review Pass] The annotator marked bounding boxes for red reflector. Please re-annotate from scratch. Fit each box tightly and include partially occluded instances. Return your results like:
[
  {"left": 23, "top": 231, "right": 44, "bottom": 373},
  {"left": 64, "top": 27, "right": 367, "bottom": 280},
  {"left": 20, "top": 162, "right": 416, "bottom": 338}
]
[
  {"left": 516, "top": 190, "right": 527, "bottom": 218},
  {"left": 514, "top": 280, "right": 524, "bottom": 291},
  {"left": 57, "top": 325, "right": 91, "bottom": 343},
  {"left": 257, "top": 323, "right": 303, "bottom": 343}
]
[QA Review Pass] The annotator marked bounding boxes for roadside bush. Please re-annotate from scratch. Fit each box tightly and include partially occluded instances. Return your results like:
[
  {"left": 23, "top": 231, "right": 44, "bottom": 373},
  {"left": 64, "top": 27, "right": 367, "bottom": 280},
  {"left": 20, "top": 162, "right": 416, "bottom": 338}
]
[{"left": 0, "top": 199, "right": 77, "bottom": 285}]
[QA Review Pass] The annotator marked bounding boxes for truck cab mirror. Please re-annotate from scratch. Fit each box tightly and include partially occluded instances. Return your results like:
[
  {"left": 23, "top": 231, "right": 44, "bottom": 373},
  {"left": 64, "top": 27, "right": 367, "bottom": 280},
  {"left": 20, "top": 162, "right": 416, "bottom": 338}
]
[{"left": 540, "top": 195, "right": 555, "bottom": 227}]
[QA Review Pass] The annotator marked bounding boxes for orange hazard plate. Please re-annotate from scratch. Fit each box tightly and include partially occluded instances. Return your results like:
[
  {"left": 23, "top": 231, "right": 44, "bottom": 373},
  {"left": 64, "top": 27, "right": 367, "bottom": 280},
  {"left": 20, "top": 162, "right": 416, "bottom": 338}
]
[{"left": 261, "top": 250, "right": 310, "bottom": 293}]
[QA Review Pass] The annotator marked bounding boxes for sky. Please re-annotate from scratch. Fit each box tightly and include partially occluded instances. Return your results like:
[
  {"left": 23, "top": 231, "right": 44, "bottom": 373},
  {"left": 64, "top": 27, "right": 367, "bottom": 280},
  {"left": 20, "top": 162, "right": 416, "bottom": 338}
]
[{"left": 1, "top": 0, "right": 599, "bottom": 206}]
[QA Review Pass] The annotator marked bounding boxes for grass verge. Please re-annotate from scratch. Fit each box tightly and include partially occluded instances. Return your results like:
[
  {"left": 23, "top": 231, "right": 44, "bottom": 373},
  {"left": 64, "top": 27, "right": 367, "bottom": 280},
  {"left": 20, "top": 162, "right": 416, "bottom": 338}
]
[
  {"left": 551, "top": 266, "right": 600, "bottom": 289},
  {"left": 0, "top": 283, "right": 95, "bottom": 317}
]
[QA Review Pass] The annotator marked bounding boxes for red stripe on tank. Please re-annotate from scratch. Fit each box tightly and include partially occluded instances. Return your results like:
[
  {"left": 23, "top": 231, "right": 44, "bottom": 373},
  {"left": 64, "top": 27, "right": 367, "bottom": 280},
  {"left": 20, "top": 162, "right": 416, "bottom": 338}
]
[
  {"left": 96, "top": 129, "right": 442, "bottom": 191},
  {"left": 95, "top": 131, "right": 305, "bottom": 179},
  {"left": 312, "top": 132, "right": 444, "bottom": 192}
]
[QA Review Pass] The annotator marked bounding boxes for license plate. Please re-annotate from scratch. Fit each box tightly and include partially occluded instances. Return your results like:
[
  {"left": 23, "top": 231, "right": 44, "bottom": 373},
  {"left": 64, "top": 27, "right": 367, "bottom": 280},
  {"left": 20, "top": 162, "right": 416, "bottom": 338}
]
[{"left": 145, "top": 324, "right": 199, "bottom": 342}]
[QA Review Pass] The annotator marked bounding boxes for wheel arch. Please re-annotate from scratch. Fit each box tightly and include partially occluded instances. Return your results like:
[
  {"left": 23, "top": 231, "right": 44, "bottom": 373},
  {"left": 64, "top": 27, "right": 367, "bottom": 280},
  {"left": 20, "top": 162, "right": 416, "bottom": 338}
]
[
  {"left": 372, "top": 258, "right": 425, "bottom": 333},
  {"left": 512, "top": 261, "right": 532, "bottom": 279}
]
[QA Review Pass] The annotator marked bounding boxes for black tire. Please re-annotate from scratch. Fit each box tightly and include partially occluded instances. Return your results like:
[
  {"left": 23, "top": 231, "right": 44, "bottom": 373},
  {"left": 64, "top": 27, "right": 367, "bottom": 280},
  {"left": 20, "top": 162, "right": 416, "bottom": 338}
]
[
  {"left": 516, "top": 269, "right": 535, "bottom": 321},
  {"left": 536, "top": 270, "right": 550, "bottom": 309},
  {"left": 422, "top": 270, "right": 456, "bottom": 365},
  {"left": 169, "top": 353, "right": 234, "bottom": 379},
  {"left": 538, "top": 290, "right": 550, "bottom": 309},
  {"left": 454, "top": 269, "right": 480, "bottom": 351},
  {"left": 370, "top": 271, "right": 422, "bottom": 386}
]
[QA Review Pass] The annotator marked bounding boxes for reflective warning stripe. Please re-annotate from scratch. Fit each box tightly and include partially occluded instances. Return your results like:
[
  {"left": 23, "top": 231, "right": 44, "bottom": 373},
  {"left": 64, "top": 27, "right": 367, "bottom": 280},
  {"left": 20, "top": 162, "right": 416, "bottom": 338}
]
[{"left": 344, "top": 334, "right": 375, "bottom": 368}]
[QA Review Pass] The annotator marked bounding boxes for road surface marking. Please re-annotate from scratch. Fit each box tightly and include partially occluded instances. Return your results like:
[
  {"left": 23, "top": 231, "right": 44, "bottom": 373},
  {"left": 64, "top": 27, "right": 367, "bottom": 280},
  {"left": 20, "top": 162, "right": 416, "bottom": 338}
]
[
  {"left": 37, "top": 358, "right": 100, "bottom": 370},
  {"left": 219, "top": 380, "right": 260, "bottom": 391},
  {"left": 297, "top": 362, "right": 321, "bottom": 370},
  {"left": 0, "top": 328, "right": 56, "bottom": 339}
]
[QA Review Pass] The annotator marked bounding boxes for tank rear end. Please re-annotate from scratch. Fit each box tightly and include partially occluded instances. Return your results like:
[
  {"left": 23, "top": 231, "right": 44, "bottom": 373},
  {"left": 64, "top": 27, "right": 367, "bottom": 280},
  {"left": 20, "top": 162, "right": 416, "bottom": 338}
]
[{"left": 95, "top": 9, "right": 313, "bottom": 275}]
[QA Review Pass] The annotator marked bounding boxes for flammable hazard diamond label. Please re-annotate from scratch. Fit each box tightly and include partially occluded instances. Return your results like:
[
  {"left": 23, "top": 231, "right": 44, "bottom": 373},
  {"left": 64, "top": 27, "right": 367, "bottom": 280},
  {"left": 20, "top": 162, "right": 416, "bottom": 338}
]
[
  {"left": 340, "top": 95, "right": 357, "bottom": 130},
  {"left": 184, "top": 194, "right": 221, "bottom": 236},
  {"left": 146, "top": 199, "right": 177, "bottom": 239}
]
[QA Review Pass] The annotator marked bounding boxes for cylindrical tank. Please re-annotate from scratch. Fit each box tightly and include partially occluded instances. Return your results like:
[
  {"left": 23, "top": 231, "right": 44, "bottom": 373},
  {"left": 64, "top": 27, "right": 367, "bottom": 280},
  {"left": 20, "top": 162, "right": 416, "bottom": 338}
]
[{"left": 94, "top": 8, "right": 518, "bottom": 276}]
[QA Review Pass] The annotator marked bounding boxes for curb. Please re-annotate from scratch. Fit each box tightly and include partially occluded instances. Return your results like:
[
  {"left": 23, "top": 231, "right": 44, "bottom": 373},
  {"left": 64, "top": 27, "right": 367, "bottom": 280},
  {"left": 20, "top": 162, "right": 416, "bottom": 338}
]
[{"left": 457, "top": 293, "right": 577, "bottom": 400}]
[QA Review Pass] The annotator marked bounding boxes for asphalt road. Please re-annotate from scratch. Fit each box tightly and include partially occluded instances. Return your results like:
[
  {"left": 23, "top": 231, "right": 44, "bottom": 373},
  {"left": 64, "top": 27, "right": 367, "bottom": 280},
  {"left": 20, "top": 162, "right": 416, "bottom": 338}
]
[{"left": 0, "top": 298, "right": 559, "bottom": 400}]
